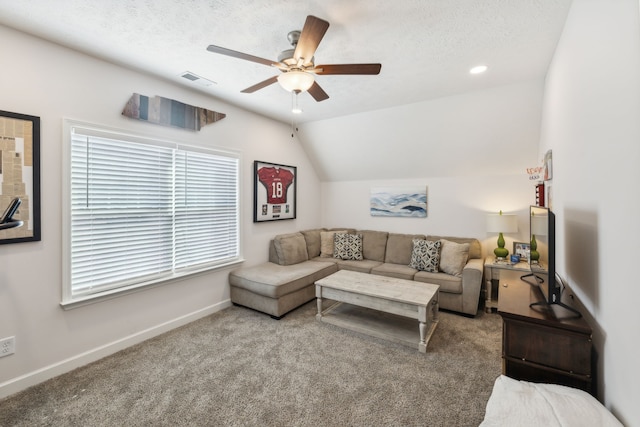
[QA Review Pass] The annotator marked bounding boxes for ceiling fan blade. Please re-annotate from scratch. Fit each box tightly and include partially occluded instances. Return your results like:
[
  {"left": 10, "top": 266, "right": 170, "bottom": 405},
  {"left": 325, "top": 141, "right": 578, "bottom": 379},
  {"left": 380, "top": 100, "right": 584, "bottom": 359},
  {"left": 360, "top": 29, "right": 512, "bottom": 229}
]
[
  {"left": 241, "top": 75, "right": 279, "bottom": 93},
  {"left": 294, "top": 15, "right": 330, "bottom": 65},
  {"left": 207, "top": 45, "right": 276, "bottom": 67},
  {"left": 308, "top": 81, "right": 329, "bottom": 102},
  {"left": 315, "top": 64, "right": 382, "bottom": 75}
]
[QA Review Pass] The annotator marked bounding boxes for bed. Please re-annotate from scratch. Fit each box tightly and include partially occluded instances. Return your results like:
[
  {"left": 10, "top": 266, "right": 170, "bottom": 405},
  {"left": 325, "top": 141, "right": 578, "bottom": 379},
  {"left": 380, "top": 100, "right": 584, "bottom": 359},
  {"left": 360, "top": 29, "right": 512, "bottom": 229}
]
[{"left": 480, "top": 375, "right": 623, "bottom": 426}]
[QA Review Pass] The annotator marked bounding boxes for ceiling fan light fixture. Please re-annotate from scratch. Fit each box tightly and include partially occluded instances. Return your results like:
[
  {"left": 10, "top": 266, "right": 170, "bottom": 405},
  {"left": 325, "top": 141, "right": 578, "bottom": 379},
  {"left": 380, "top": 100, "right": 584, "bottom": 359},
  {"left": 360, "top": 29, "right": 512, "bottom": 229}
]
[
  {"left": 470, "top": 65, "right": 488, "bottom": 74},
  {"left": 292, "top": 92, "right": 303, "bottom": 114},
  {"left": 278, "top": 70, "right": 315, "bottom": 93}
]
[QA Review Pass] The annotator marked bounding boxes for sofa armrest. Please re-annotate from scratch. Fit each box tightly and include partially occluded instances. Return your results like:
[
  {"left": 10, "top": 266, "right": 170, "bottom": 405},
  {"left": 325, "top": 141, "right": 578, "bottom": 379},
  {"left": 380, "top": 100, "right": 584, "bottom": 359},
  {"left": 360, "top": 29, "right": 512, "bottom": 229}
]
[{"left": 460, "top": 258, "right": 484, "bottom": 315}]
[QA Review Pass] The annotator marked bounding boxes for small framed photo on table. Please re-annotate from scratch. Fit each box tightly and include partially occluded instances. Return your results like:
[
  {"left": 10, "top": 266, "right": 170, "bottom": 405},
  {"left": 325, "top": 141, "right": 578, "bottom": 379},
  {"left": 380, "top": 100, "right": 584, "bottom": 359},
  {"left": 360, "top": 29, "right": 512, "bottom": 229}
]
[
  {"left": 513, "top": 242, "right": 530, "bottom": 259},
  {"left": 253, "top": 160, "right": 296, "bottom": 222}
]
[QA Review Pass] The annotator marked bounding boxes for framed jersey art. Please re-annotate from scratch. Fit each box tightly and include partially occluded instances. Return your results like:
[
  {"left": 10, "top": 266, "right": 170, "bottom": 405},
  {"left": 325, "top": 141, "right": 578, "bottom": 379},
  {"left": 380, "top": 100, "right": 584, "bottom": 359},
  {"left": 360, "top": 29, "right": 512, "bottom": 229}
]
[{"left": 253, "top": 160, "right": 296, "bottom": 222}]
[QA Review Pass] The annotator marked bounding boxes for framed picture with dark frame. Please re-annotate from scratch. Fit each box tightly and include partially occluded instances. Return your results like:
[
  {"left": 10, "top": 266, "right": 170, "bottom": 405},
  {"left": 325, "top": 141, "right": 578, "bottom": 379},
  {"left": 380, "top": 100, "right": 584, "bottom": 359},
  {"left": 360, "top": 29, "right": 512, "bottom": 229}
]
[
  {"left": 513, "top": 241, "right": 530, "bottom": 259},
  {"left": 253, "top": 160, "right": 296, "bottom": 222},
  {"left": 0, "top": 110, "right": 41, "bottom": 244}
]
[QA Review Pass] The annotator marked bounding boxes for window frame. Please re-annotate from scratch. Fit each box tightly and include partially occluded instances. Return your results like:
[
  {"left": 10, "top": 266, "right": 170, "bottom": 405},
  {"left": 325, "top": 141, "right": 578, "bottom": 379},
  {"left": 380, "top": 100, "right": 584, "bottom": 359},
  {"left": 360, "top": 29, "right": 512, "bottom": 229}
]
[{"left": 61, "top": 119, "right": 243, "bottom": 309}]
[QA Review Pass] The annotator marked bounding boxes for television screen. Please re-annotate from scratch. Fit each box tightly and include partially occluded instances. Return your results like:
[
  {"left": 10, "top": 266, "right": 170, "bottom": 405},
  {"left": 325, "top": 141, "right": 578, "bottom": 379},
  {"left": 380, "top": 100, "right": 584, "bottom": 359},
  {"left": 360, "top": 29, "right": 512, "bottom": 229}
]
[
  {"left": 528, "top": 205, "right": 559, "bottom": 304},
  {"left": 526, "top": 205, "right": 581, "bottom": 318}
]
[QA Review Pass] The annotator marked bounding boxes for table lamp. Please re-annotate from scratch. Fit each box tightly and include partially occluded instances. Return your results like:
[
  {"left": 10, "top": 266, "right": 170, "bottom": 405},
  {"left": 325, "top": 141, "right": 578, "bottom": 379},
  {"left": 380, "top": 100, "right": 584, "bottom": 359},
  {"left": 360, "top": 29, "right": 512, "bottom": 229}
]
[{"left": 486, "top": 210, "right": 518, "bottom": 260}]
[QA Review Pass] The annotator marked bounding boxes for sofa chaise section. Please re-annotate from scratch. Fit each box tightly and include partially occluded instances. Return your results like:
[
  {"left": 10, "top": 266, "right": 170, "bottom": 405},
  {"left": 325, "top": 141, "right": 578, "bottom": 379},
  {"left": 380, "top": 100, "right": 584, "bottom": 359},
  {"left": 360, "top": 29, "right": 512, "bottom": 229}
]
[
  {"left": 229, "top": 260, "right": 337, "bottom": 319},
  {"left": 229, "top": 231, "right": 337, "bottom": 319}
]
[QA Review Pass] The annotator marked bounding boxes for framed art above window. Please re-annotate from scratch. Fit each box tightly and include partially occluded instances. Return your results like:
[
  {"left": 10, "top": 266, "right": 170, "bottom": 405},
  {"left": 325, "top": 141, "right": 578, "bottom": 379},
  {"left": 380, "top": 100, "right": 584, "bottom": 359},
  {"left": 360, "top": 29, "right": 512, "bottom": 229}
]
[{"left": 253, "top": 160, "right": 297, "bottom": 222}]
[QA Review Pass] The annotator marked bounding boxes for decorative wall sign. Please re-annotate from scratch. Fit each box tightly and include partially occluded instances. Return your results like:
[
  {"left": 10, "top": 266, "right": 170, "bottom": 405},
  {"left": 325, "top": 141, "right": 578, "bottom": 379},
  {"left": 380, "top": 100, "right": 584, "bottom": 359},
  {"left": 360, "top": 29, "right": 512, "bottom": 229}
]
[
  {"left": 0, "top": 110, "right": 41, "bottom": 244},
  {"left": 370, "top": 186, "right": 427, "bottom": 218},
  {"left": 254, "top": 161, "right": 296, "bottom": 222},
  {"left": 122, "top": 93, "right": 226, "bottom": 131}
]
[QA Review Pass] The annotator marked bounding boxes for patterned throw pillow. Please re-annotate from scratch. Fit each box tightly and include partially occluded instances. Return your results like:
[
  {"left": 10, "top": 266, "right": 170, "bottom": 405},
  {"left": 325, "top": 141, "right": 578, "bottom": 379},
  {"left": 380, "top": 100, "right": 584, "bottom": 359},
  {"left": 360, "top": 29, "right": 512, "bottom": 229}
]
[
  {"left": 409, "top": 239, "right": 441, "bottom": 272},
  {"left": 333, "top": 233, "right": 364, "bottom": 260}
]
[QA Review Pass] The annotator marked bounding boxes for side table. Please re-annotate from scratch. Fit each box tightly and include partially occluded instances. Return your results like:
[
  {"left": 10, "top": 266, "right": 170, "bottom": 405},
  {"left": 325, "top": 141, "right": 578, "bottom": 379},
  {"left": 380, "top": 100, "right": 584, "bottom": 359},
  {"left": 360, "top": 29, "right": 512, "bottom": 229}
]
[{"left": 483, "top": 256, "right": 532, "bottom": 313}]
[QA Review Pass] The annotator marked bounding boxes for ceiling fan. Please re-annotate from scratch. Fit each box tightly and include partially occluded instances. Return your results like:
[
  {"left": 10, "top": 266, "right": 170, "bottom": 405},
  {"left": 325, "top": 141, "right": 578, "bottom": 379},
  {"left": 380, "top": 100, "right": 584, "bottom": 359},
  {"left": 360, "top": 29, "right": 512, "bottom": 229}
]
[{"left": 206, "top": 15, "right": 381, "bottom": 102}]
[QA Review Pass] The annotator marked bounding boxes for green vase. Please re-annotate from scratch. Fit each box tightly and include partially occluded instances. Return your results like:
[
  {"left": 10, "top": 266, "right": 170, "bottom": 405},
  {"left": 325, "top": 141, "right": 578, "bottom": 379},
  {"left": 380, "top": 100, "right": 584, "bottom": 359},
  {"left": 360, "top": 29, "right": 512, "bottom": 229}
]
[
  {"left": 530, "top": 234, "right": 539, "bottom": 263},
  {"left": 493, "top": 232, "right": 509, "bottom": 259}
]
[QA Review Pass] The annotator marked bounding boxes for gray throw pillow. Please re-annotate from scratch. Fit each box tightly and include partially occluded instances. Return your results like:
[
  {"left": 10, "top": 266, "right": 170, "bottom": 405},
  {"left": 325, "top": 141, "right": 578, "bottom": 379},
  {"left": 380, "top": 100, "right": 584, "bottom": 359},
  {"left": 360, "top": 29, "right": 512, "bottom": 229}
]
[
  {"left": 320, "top": 230, "right": 346, "bottom": 257},
  {"left": 439, "top": 239, "right": 470, "bottom": 277},
  {"left": 409, "top": 239, "right": 441, "bottom": 272},
  {"left": 333, "top": 233, "right": 363, "bottom": 260}
]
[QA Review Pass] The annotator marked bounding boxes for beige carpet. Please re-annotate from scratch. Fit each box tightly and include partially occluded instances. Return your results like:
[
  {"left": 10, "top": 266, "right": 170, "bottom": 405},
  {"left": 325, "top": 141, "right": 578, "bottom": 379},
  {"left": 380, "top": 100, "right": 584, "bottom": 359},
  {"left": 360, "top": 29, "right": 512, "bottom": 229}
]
[{"left": 0, "top": 301, "right": 502, "bottom": 426}]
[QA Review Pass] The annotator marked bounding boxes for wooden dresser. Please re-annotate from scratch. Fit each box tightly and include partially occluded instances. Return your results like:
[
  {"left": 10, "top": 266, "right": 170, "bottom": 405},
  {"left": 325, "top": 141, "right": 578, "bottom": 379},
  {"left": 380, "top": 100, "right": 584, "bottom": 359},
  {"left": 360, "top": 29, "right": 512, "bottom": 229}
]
[{"left": 497, "top": 269, "right": 594, "bottom": 395}]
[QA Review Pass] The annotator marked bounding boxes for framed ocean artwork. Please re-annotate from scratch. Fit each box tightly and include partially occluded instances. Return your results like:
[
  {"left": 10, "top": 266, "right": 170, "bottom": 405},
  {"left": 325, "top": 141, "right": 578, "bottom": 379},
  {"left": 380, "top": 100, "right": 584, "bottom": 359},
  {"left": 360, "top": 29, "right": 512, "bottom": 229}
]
[{"left": 370, "top": 186, "right": 427, "bottom": 218}]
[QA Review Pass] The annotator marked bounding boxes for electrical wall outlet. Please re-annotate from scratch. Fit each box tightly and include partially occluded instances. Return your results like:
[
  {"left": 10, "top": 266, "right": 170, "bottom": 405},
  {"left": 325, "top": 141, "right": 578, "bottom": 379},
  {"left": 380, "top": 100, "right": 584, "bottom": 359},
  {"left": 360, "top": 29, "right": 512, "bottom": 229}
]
[{"left": 0, "top": 336, "right": 15, "bottom": 357}]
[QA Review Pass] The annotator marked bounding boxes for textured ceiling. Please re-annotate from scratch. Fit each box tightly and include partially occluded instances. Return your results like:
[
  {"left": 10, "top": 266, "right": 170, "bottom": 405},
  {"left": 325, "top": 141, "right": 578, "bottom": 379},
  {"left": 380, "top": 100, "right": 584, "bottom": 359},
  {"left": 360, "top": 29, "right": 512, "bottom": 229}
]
[{"left": 0, "top": 0, "right": 573, "bottom": 124}]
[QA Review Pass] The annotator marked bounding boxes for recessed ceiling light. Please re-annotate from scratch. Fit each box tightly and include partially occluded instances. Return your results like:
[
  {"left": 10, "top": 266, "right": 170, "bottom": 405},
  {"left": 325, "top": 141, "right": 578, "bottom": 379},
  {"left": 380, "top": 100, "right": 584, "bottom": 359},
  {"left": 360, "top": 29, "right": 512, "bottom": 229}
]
[{"left": 470, "top": 65, "right": 488, "bottom": 74}]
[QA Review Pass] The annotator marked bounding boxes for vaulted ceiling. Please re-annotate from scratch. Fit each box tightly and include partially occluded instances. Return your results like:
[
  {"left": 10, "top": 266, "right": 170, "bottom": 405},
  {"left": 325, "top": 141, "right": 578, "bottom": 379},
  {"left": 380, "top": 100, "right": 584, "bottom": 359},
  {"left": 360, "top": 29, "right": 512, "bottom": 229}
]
[{"left": 0, "top": 0, "right": 573, "bottom": 124}]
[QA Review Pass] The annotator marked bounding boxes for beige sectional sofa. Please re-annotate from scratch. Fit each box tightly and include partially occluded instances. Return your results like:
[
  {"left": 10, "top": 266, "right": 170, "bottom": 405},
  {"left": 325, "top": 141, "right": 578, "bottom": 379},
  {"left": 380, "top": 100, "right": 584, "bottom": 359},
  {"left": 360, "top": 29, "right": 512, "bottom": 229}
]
[{"left": 229, "top": 228, "right": 483, "bottom": 319}]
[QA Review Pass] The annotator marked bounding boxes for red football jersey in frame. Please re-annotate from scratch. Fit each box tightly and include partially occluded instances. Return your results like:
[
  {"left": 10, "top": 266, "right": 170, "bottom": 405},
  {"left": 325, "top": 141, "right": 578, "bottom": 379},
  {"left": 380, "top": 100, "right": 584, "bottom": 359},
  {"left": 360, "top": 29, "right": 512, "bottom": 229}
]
[
  {"left": 257, "top": 167, "right": 295, "bottom": 204},
  {"left": 254, "top": 160, "right": 296, "bottom": 222}
]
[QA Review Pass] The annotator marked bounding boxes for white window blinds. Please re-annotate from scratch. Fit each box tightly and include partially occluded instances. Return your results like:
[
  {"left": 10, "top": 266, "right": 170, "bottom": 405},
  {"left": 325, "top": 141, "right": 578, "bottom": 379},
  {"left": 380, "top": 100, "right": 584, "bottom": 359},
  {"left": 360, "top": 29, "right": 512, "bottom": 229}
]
[{"left": 66, "top": 124, "right": 240, "bottom": 301}]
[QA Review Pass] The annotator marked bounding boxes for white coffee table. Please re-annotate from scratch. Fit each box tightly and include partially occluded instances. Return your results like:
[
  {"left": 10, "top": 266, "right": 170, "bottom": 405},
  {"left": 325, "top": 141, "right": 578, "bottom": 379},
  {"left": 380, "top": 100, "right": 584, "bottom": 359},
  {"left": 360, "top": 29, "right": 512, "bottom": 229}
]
[{"left": 315, "top": 270, "right": 439, "bottom": 353}]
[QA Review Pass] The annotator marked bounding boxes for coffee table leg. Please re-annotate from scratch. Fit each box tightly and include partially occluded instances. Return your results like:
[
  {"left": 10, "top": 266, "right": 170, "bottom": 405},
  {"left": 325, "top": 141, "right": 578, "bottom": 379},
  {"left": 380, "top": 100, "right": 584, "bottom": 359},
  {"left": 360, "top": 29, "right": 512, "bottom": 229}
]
[
  {"left": 316, "top": 285, "right": 323, "bottom": 320},
  {"left": 419, "top": 321, "right": 427, "bottom": 353},
  {"left": 418, "top": 306, "right": 428, "bottom": 353}
]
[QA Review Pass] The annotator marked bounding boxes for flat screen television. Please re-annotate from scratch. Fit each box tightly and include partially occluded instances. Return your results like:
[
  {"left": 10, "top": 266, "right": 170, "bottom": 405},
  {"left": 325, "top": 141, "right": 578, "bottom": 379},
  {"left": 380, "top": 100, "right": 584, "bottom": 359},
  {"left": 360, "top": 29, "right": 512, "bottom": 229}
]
[{"left": 524, "top": 205, "right": 580, "bottom": 317}]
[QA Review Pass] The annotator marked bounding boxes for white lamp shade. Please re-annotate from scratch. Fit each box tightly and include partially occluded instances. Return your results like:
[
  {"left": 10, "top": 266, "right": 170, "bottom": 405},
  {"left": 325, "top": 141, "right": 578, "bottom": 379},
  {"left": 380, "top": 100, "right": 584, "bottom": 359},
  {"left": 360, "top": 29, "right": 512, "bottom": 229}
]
[
  {"left": 277, "top": 71, "right": 315, "bottom": 92},
  {"left": 486, "top": 213, "right": 518, "bottom": 233}
]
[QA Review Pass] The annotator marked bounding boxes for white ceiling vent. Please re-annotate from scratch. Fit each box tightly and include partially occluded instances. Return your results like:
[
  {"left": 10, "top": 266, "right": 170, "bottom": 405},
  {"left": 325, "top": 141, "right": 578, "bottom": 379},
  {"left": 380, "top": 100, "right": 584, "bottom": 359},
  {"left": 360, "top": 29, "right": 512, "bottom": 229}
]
[{"left": 180, "top": 72, "right": 216, "bottom": 87}]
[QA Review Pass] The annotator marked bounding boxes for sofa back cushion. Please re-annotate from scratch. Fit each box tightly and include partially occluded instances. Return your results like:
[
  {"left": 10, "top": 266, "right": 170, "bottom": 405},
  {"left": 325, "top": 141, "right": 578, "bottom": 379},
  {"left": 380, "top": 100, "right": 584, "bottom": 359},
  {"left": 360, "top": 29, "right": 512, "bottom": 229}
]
[
  {"left": 427, "top": 235, "right": 481, "bottom": 260},
  {"left": 273, "top": 232, "right": 309, "bottom": 265},
  {"left": 384, "top": 233, "right": 426, "bottom": 265},
  {"left": 358, "top": 230, "right": 388, "bottom": 262},
  {"left": 300, "top": 228, "right": 325, "bottom": 258}
]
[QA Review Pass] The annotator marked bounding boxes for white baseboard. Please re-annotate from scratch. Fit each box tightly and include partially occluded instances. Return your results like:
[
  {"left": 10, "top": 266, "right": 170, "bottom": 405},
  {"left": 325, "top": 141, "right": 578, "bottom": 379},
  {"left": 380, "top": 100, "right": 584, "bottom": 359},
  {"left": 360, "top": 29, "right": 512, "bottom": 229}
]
[{"left": 0, "top": 300, "right": 232, "bottom": 400}]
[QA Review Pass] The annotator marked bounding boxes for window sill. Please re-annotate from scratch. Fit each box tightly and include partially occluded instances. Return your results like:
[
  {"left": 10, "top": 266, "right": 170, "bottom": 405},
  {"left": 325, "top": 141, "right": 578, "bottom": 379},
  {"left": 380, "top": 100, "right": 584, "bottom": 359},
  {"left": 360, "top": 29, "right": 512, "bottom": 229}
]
[{"left": 60, "top": 259, "right": 244, "bottom": 310}]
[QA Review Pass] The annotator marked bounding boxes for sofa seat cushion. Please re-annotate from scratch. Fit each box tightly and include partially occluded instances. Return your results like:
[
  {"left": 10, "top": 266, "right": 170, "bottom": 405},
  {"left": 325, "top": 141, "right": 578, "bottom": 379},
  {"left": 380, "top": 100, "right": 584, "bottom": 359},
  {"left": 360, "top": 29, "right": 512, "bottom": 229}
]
[
  {"left": 229, "top": 261, "right": 337, "bottom": 298},
  {"left": 414, "top": 270, "right": 462, "bottom": 294},
  {"left": 310, "top": 256, "right": 338, "bottom": 264},
  {"left": 334, "top": 259, "right": 383, "bottom": 273},
  {"left": 371, "top": 263, "right": 418, "bottom": 280}
]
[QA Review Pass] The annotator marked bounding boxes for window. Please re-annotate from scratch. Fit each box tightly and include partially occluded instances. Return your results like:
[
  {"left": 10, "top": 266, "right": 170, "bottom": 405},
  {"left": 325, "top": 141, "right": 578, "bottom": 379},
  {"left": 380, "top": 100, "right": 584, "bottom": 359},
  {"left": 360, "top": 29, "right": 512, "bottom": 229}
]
[{"left": 62, "top": 121, "right": 241, "bottom": 306}]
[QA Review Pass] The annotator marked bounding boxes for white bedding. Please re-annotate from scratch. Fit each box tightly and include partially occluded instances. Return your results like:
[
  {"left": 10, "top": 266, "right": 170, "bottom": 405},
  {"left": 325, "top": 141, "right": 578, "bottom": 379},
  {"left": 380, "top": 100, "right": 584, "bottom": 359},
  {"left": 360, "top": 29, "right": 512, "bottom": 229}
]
[{"left": 480, "top": 375, "right": 623, "bottom": 427}]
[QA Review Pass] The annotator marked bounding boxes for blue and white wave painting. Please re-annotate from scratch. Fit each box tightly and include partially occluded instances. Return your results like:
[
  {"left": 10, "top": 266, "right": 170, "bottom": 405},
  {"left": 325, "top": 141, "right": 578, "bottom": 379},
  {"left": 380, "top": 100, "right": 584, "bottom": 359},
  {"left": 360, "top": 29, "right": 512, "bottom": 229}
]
[{"left": 370, "top": 187, "right": 427, "bottom": 218}]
